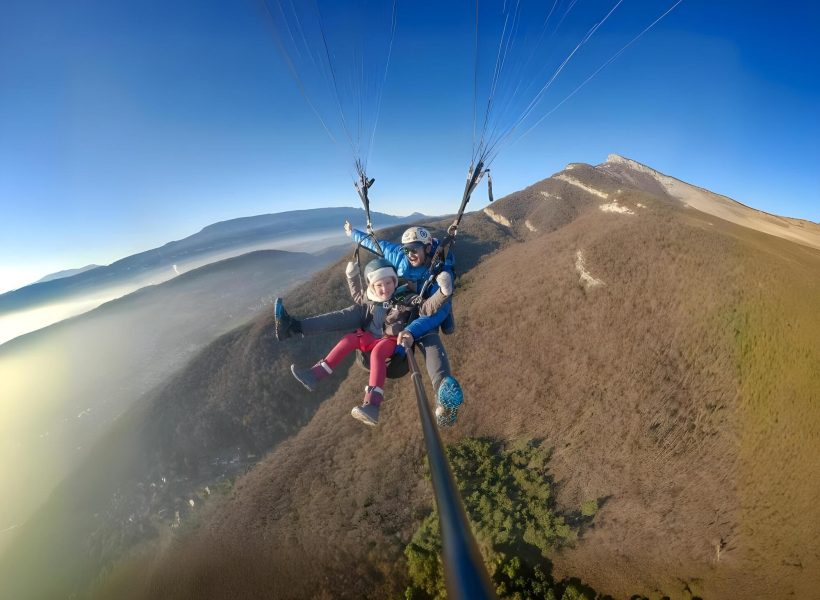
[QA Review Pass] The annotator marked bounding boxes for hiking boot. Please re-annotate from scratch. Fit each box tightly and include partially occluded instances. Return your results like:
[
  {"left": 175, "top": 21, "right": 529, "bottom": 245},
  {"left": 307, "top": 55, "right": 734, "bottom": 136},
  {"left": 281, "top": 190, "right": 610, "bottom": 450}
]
[
  {"left": 274, "top": 298, "right": 301, "bottom": 341},
  {"left": 290, "top": 361, "right": 331, "bottom": 392},
  {"left": 362, "top": 385, "right": 384, "bottom": 407},
  {"left": 351, "top": 403, "right": 380, "bottom": 426},
  {"left": 435, "top": 376, "right": 463, "bottom": 427}
]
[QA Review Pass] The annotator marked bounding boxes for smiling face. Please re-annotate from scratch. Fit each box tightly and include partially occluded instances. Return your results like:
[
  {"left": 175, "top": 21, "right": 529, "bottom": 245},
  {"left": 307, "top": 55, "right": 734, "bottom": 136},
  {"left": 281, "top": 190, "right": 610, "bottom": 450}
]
[
  {"left": 371, "top": 276, "right": 397, "bottom": 301},
  {"left": 403, "top": 243, "right": 428, "bottom": 267}
]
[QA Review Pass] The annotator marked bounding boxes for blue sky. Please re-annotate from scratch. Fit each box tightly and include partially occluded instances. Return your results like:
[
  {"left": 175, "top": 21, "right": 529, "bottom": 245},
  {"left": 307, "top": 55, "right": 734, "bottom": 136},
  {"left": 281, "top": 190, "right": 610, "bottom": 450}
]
[{"left": 1, "top": 0, "right": 818, "bottom": 293}]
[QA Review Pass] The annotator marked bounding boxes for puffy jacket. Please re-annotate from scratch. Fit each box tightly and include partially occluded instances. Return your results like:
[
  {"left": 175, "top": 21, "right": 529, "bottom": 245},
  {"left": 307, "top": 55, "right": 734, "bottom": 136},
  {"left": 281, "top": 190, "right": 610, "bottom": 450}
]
[
  {"left": 350, "top": 228, "right": 455, "bottom": 296},
  {"left": 350, "top": 229, "right": 454, "bottom": 339}
]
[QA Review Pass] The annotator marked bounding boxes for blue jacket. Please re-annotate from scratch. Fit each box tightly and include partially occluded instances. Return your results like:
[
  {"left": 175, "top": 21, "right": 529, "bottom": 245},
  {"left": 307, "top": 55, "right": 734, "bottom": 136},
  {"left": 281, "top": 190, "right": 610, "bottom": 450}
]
[{"left": 351, "top": 228, "right": 455, "bottom": 340}]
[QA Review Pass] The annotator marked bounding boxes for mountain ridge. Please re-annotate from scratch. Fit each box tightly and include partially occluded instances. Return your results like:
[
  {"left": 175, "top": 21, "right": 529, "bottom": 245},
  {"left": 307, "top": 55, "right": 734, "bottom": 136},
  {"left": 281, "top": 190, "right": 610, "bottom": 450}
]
[
  {"left": 0, "top": 207, "right": 432, "bottom": 315},
  {"left": 599, "top": 154, "right": 820, "bottom": 247},
  {"left": 34, "top": 264, "right": 102, "bottom": 285}
]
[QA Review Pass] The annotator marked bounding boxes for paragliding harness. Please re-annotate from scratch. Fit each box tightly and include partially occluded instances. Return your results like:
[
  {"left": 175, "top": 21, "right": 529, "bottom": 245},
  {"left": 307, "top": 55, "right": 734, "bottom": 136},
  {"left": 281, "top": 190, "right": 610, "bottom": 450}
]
[
  {"left": 351, "top": 267, "right": 417, "bottom": 379},
  {"left": 354, "top": 285, "right": 418, "bottom": 379}
]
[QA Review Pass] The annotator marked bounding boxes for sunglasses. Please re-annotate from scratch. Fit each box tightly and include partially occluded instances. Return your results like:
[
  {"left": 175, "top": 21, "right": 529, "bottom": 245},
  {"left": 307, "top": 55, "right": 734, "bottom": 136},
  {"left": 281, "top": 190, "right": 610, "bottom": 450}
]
[{"left": 402, "top": 244, "right": 425, "bottom": 256}]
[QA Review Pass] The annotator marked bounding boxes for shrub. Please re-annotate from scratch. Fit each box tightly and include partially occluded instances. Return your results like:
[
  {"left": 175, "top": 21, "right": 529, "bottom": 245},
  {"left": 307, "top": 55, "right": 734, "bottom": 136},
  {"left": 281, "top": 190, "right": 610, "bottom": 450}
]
[{"left": 404, "top": 438, "right": 598, "bottom": 599}]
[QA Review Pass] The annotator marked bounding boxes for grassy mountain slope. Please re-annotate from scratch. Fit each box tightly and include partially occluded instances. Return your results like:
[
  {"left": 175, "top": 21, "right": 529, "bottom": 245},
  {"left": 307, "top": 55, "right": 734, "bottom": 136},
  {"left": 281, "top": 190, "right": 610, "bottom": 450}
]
[{"left": 130, "top": 164, "right": 818, "bottom": 599}]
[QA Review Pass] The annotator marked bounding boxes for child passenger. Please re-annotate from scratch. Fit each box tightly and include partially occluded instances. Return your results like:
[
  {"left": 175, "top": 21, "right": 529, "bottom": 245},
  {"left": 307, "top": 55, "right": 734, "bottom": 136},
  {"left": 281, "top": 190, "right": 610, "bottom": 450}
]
[{"left": 287, "top": 258, "right": 437, "bottom": 426}]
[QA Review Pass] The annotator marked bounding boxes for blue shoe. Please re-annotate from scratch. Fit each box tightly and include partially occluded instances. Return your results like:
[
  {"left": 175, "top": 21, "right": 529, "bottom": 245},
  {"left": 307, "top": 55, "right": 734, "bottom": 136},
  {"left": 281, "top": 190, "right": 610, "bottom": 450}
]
[
  {"left": 351, "top": 403, "right": 380, "bottom": 426},
  {"left": 436, "top": 376, "right": 463, "bottom": 427}
]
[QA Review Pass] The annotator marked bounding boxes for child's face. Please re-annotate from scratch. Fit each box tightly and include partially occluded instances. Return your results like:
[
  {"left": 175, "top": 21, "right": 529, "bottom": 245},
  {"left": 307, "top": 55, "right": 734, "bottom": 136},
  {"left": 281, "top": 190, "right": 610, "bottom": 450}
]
[{"left": 371, "top": 276, "right": 396, "bottom": 301}]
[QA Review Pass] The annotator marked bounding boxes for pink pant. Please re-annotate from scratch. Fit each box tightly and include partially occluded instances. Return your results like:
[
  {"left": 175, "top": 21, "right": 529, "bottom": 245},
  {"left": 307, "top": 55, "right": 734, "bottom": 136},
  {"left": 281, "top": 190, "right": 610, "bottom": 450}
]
[{"left": 324, "top": 330, "right": 397, "bottom": 389}]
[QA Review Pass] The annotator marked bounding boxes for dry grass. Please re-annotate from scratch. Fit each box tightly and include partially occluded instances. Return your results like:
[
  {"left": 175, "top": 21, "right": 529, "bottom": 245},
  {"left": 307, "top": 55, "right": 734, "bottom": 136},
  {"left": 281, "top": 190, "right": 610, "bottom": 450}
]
[{"left": 79, "top": 169, "right": 820, "bottom": 599}]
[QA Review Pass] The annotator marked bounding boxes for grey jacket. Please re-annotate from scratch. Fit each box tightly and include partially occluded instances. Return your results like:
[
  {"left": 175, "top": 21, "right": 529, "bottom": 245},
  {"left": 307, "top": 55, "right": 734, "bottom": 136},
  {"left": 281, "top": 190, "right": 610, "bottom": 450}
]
[{"left": 347, "top": 266, "right": 418, "bottom": 338}]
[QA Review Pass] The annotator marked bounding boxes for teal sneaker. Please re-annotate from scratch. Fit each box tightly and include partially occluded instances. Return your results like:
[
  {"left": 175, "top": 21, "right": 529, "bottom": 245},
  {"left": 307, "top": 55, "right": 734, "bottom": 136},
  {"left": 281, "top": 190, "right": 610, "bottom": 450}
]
[{"left": 436, "top": 376, "right": 463, "bottom": 427}]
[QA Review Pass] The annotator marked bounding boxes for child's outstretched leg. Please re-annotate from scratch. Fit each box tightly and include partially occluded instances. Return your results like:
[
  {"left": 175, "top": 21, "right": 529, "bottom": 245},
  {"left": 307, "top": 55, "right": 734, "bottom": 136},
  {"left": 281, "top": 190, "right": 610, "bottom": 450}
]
[
  {"left": 350, "top": 337, "right": 396, "bottom": 427},
  {"left": 290, "top": 331, "right": 362, "bottom": 391}
]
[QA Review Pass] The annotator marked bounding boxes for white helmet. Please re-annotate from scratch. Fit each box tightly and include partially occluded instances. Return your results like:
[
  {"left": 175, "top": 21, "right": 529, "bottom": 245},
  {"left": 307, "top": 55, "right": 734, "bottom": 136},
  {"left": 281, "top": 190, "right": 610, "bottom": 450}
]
[{"left": 401, "top": 226, "right": 431, "bottom": 246}]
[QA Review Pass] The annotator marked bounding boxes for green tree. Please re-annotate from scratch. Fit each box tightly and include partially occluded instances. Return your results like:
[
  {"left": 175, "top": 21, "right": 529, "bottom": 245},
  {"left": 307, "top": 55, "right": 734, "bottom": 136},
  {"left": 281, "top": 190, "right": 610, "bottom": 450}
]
[{"left": 405, "top": 438, "right": 599, "bottom": 599}]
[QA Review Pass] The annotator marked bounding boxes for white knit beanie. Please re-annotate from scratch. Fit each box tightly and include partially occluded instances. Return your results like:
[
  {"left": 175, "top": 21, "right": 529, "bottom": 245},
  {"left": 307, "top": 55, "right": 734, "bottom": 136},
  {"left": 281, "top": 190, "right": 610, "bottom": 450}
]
[
  {"left": 366, "top": 266, "right": 397, "bottom": 286},
  {"left": 368, "top": 272, "right": 397, "bottom": 302}
]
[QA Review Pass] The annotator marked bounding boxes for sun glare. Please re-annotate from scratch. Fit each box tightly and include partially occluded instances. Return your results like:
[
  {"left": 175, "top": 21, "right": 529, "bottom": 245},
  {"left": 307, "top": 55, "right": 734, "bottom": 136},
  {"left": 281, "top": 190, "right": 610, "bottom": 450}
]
[
  {"left": 0, "top": 297, "right": 117, "bottom": 346},
  {"left": 0, "top": 266, "right": 49, "bottom": 296}
]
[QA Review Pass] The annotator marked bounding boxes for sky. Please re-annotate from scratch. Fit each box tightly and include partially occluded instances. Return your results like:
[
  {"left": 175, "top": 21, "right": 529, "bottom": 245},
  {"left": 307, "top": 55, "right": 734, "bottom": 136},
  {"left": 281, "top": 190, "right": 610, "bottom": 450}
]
[{"left": 1, "top": 0, "right": 818, "bottom": 294}]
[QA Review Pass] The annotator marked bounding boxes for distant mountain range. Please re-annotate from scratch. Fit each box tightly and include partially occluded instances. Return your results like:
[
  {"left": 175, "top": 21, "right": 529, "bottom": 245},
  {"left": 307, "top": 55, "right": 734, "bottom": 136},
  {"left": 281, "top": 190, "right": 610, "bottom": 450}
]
[
  {"left": 35, "top": 264, "right": 102, "bottom": 284},
  {"left": 0, "top": 207, "right": 433, "bottom": 345},
  {"left": 0, "top": 207, "right": 432, "bottom": 315}
]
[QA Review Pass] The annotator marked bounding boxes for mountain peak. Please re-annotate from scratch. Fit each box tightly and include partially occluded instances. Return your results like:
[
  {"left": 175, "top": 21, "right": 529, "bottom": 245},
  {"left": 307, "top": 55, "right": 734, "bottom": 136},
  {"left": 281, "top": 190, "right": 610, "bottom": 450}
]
[
  {"left": 598, "top": 153, "right": 820, "bottom": 250},
  {"left": 603, "top": 153, "right": 658, "bottom": 175},
  {"left": 604, "top": 153, "right": 633, "bottom": 165}
]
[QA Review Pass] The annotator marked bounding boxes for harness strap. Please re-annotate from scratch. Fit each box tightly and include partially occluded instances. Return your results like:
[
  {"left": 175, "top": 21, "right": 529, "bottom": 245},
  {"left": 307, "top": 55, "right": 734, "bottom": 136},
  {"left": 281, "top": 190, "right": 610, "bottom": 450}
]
[{"left": 419, "top": 236, "right": 455, "bottom": 298}]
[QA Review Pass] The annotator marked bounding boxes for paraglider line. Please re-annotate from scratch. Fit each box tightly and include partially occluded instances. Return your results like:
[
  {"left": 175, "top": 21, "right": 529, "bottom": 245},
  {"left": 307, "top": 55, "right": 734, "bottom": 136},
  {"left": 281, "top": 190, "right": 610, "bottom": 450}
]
[
  {"left": 517, "top": 0, "right": 686, "bottom": 143},
  {"left": 312, "top": 0, "right": 358, "bottom": 155},
  {"left": 367, "top": 0, "right": 398, "bottom": 168},
  {"left": 472, "top": 0, "right": 479, "bottom": 154},
  {"left": 483, "top": 0, "right": 627, "bottom": 164},
  {"left": 261, "top": 0, "right": 340, "bottom": 146}
]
